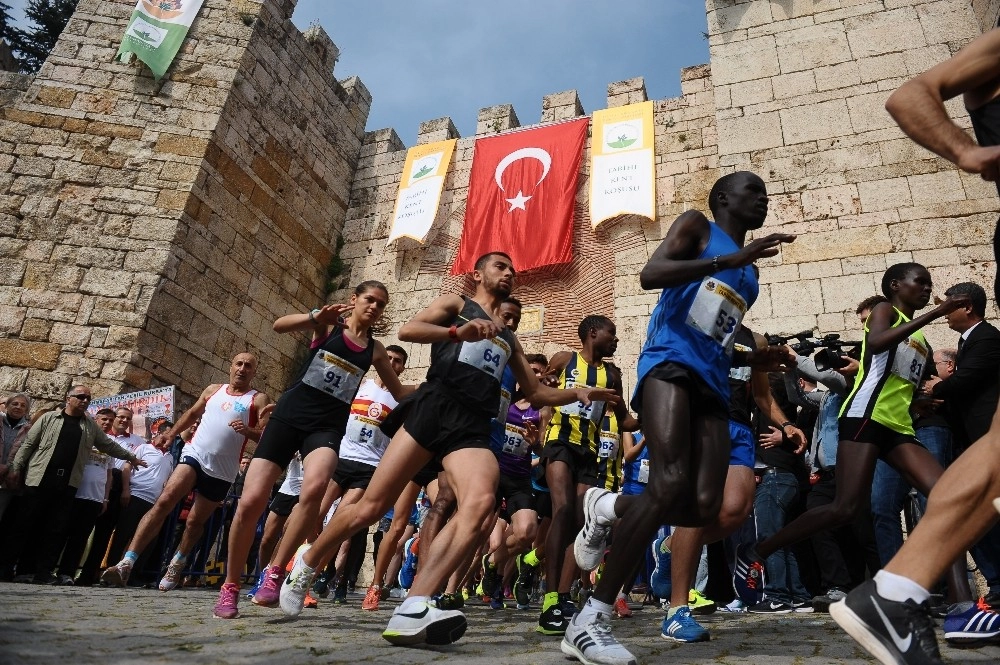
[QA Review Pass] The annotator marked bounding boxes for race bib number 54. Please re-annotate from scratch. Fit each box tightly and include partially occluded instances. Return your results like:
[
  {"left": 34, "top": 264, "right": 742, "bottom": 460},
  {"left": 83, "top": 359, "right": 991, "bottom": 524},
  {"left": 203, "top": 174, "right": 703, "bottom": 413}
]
[{"left": 686, "top": 277, "right": 747, "bottom": 352}]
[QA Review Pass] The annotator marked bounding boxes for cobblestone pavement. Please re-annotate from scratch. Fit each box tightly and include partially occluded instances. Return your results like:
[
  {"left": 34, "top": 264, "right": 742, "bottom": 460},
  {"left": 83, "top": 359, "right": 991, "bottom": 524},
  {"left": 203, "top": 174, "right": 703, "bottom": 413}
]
[{"left": 2, "top": 584, "right": 999, "bottom": 664}]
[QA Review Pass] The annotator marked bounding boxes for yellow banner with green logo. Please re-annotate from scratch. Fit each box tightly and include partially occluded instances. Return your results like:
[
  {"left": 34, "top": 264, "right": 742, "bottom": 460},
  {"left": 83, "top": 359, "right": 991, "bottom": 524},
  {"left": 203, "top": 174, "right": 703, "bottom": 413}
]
[
  {"left": 589, "top": 101, "right": 656, "bottom": 227},
  {"left": 387, "top": 139, "right": 457, "bottom": 244}
]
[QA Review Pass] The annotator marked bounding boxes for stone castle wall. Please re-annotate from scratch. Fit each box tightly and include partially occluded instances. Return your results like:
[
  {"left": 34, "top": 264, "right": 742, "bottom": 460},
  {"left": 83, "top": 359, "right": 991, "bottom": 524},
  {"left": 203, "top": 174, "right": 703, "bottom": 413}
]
[
  {"left": 1, "top": 0, "right": 999, "bottom": 407},
  {"left": 707, "top": 0, "right": 1000, "bottom": 352},
  {"left": 0, "top": 0, "right": 368, "bottom": 407},
  {"left": 339, "top": 0, "right": 1000, "bottom": 390},
  {"left": 336, "top": 69, "right": 718, "bottom": 393}
]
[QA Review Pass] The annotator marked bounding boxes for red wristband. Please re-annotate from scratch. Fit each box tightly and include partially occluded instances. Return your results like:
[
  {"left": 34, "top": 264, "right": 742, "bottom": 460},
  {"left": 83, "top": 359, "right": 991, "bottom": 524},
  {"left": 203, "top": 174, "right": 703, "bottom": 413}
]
[{"left": 448, "top": 324, "right": 459, "bottom": 342}]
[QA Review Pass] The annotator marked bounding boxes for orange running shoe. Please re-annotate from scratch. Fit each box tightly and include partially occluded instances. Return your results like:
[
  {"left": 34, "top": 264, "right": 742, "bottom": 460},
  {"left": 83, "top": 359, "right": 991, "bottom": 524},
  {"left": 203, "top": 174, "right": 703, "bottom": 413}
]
[
  {"left": 362, "top": 585, "right": 381, "bottom": 611},
  {"left": 614, "top": 596, "right": 633, "bottom": 618},
  {"left": 304, "top": 592, "right": 318, "bottom": 609}
]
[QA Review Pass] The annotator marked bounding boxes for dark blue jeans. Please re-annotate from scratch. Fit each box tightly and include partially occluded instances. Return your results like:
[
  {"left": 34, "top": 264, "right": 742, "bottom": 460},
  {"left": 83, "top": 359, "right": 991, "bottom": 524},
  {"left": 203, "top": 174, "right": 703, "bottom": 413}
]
[
  {"left": 870, "top": 426, "right": 951, "bottom": 566},
  {"left": 754, "top": 469, "right": 809, "bottom": 604}
]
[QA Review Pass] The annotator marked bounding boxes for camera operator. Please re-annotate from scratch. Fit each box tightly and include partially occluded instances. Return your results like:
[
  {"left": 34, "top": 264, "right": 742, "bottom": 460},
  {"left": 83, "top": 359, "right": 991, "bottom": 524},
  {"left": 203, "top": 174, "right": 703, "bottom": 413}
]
[
  {"left": 922, "top": 281, "right": 1000, "bottom": 605},
  {"left": 782, "top": 296, "right": 883, "bottom": 611}
]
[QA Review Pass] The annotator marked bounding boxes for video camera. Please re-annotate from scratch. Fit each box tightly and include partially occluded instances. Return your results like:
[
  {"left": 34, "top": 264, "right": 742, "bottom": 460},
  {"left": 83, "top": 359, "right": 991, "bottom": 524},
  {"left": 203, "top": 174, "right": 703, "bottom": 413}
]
[{"left": 766, "top": 330, "right": 862, "bottom": 372}]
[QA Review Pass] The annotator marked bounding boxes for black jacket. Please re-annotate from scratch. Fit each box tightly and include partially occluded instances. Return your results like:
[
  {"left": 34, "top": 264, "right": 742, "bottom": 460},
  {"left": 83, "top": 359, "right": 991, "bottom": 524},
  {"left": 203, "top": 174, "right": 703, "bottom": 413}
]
[{"left": 932, "top": 320, "right": 1000, "bottom": 447}]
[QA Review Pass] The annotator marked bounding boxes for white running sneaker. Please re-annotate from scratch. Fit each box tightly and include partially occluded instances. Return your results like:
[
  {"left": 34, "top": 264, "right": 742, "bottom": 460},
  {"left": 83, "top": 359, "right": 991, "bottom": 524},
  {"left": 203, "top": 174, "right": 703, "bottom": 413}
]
[
  {"left": 382, "top": 600, "right": 467, "bottom": 646},
  {"left": 279, "top": 546, "right": 317, "bottom": 617},
  {"left": 158, "top": 557, "right": 186, "bottom": 592},
  {"left": 100, "top": 560, "right": 131, "bottom": 588},
  {"left": 574, "top": 487, "right": 614, "bottom": 571},
  {"left": 561, "top": 610, "right": 637, "bottom": 665}
]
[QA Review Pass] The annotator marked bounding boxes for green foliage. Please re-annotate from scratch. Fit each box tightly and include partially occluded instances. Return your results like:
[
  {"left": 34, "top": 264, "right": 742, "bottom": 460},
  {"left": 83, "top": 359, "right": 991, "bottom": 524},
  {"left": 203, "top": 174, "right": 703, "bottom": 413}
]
[
  {"left": 325, "top": 234, "right": 346, "bottom": 296},
  {"left": 7, "top": 0, "right": 79, "bottom": 73},
  {"left": 0, "top": 2, "right": 12, "bottom": 41}
]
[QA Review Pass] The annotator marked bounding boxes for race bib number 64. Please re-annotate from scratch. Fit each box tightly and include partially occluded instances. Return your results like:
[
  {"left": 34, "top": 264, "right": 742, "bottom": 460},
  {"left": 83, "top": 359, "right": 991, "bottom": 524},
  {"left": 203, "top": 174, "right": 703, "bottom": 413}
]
[{"left": 458, "top": 337, "right": 511, "bottom": 381}]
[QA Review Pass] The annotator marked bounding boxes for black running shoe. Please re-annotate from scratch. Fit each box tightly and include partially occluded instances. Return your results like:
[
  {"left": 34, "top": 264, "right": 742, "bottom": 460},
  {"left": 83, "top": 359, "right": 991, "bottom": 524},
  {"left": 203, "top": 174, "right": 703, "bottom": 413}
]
[
  {"left": 537, "top": 602, "right": 569, "bottom": 635},
  {"left": 829, "top": 579, "right": 942, "bottom": 665},
  {"left": 481, "top": 555, "right": 499, "bottom": 601},
  {"left": 514, "top": 554, "right": 537, "bottom": 608}
]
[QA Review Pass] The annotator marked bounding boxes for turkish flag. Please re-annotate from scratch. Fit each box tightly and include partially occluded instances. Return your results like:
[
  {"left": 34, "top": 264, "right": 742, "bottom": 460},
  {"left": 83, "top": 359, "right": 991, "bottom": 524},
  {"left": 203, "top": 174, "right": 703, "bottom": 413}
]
[{"left": 451, "top": 118, "right": 589, "bottom": 274}]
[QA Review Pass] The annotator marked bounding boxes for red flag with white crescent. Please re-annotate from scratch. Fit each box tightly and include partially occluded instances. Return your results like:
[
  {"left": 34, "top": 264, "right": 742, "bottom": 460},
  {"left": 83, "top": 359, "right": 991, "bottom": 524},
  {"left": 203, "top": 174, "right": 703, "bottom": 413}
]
[{"left": 451, "top": 118, "right": 589, "bottom": 275}]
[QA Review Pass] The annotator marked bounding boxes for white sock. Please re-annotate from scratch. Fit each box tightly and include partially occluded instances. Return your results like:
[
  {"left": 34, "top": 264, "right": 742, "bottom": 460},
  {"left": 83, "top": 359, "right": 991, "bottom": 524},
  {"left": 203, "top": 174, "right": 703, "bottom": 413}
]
[
  {"left": 595, "top": 491, "right": 619, "bottom": 521},
  {"left": 399, "top": 594, "right": 428, "bottom": 611},
  {"left": 874, "top": 570, "right": 931, "bottom": 605},
  {"left": 577, "top": 596, "right": 613, "bottom": 622}
]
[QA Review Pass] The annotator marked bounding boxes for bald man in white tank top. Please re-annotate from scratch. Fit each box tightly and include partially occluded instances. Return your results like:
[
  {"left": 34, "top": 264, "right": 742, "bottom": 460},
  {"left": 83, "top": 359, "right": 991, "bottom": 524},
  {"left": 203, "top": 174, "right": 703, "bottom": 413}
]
[{"left": 100, "top": 353, "right": 270, "bottom": 589}]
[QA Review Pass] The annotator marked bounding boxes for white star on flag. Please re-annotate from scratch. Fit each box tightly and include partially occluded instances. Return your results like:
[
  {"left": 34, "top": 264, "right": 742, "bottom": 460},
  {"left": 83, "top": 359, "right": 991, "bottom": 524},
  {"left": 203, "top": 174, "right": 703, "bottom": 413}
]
[{"left": 505, "top": 191, "right": 532, "bottom": 212}]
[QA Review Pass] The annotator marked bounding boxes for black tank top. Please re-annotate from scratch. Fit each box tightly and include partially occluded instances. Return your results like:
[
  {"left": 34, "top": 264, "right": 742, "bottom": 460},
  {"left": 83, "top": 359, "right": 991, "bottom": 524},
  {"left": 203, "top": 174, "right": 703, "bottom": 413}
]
[
  {"left": 271, "top": 326, "right": 375, "bottom": 432},
  {"left": 969, "top": 96, "right": 1000, "bottom": 195},
  {"left": 425, "top": 297, "right": 518, "bottom": 417},
  {"left": 728, "top": 326, "right": 755, "bottom": 426}
]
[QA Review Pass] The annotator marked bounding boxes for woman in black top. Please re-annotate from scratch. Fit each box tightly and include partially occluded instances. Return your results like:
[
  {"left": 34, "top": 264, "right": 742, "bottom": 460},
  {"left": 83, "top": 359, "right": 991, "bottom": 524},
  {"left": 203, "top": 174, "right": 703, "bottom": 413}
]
[{"left": 215, "top": 280, "right": 413, "bottom": 618}]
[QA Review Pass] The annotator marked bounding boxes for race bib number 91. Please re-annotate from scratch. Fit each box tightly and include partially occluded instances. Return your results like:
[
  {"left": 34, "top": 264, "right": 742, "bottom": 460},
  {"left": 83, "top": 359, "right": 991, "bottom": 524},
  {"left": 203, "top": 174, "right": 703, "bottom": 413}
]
[
  {"left": 458, "top": 337, "right": 511, "bottom": 381},
  {"left": 686, "top": 277, "right": 747, "bottom": 353},
  {"left": 302, "top": 351, "right": 364, "bottom": 403}
]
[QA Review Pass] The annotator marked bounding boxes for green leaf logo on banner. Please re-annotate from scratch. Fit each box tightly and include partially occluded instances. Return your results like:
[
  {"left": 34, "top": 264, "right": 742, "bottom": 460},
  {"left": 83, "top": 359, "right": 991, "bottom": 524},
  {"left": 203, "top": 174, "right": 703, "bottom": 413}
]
[{"left": 117, "top": 0, "right": 207, "bottom": 81}]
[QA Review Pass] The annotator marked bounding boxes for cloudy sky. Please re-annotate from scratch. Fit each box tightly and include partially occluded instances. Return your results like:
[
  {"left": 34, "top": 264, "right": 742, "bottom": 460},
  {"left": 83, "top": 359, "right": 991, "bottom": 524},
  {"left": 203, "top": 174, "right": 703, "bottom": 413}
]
[{"left": 8, "top": 1, "right": 709, "bottom": 145}]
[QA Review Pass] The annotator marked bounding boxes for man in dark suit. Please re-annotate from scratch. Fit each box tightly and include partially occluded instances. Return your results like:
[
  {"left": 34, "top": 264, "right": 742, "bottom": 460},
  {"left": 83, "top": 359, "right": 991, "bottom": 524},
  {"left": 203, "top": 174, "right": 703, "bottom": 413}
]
[
  {"left": 927, "top": 282, "right": 1000, "bottom": 448},
  {"left": 925, "top": 281, "right": 1000, "bottom": 604}
]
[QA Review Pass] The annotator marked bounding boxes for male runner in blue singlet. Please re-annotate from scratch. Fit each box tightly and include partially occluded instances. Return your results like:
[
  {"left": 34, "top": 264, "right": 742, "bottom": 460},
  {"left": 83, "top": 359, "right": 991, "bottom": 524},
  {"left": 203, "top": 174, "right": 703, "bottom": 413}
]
[{"left": 562, "top": 171, "right": 796, "bottom": 665}]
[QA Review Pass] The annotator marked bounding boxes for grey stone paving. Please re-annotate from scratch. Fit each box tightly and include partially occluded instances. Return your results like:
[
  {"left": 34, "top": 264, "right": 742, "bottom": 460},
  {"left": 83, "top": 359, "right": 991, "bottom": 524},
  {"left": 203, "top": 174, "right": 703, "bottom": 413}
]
[{"left": 1, "top": 584, "right": 998, "bottom": 664}]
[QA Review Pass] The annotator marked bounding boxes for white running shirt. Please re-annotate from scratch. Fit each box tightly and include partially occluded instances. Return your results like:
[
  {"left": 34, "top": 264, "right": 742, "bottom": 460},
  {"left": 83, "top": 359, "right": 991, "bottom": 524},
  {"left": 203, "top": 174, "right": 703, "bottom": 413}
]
[
  {"left": 182, "top": 384, "right": 258, "bottom": 482},
  {"left": 76, "top": 447, "right": 113, "bottom": 502},
  {"left": 129, "top": 443, "right": 175, "bottom": 503},
  {"left": 339, "top": 379, "right": 397, "bottom": 467},
  {"left": 110, "top": 432, "right": 146, "bottom": 471},
  {"left": 277, "top": 454, "right": 303, "bottom": 497}
]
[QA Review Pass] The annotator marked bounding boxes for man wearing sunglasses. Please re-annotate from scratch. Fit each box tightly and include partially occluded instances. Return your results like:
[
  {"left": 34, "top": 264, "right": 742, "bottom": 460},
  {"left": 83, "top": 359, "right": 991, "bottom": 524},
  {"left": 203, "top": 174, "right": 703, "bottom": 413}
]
[{"left": 0, "top": 385, "right": 146, "bottom": 583}]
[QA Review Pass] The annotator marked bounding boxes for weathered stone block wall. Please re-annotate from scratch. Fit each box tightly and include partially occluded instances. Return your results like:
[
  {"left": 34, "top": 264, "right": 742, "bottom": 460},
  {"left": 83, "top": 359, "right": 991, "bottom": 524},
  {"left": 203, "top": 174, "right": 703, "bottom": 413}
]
[
  {"left": 0, "top": 0, "right": 368, "bottom": 406},
  {"left": 336, "top": 69, "right": 719, "bottom": 394},
  {"left": 707, "top": 0, "right": 1000, "bottom": 351}
]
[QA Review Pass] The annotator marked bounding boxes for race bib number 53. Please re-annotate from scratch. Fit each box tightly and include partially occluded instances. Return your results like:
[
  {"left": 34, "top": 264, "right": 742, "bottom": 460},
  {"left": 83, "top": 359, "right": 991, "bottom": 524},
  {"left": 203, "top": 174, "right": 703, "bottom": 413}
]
[{"left": 686, "top": 277, "right": 747, "bottom": 352}]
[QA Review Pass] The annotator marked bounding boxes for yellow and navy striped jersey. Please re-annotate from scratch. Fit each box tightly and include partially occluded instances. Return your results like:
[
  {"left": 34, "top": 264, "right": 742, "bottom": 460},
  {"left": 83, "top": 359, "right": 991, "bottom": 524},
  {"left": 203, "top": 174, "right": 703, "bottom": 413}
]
[
  {"left": 545, "top": 352, "right": 613, "bottom": 453},
  {"left": 596, "top": 411, "right": 623, "bottom": 492}
]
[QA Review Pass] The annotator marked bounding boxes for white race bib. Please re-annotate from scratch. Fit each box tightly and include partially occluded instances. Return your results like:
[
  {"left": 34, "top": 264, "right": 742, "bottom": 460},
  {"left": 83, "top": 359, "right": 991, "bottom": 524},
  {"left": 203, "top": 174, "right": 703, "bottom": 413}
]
[
  {"left": 638, "top": 458, "right": 650, "bottom": 484},
  {"left": 559, "top": 386, "right": 605, "bottom": 424},
  {"left": 597, "top": 431, "right": 620, "bottom": 459},
  {"left": 729, "top": 343, "right": 752, "bottom": 381},
  {"left": 458, "top": 336, "right": 511, "bottom": 381},
  {"left": 891, "top": 337, "right": 928, "bottom": 385},
  {"left": 302, "top": 350, "right": 364, "bottom": 403},
  {"left": 345, "top": 414, "right": 381, "bottom": 448},
  {"left": 497, "top": 386, "right": 512, "bottom": 421},
  {"left": 686, "top": 277, "right": 747, "bottom": 352},
  {"left": 501, "top": 423, "right": 530, "bottom": 457}
]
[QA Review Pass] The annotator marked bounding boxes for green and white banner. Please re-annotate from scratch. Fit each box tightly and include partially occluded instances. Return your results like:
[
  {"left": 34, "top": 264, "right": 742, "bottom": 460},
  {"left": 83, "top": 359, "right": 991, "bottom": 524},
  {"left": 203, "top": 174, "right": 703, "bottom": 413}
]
[{"left": 116, "top": 0, "right": 207, "bottom": 80}]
